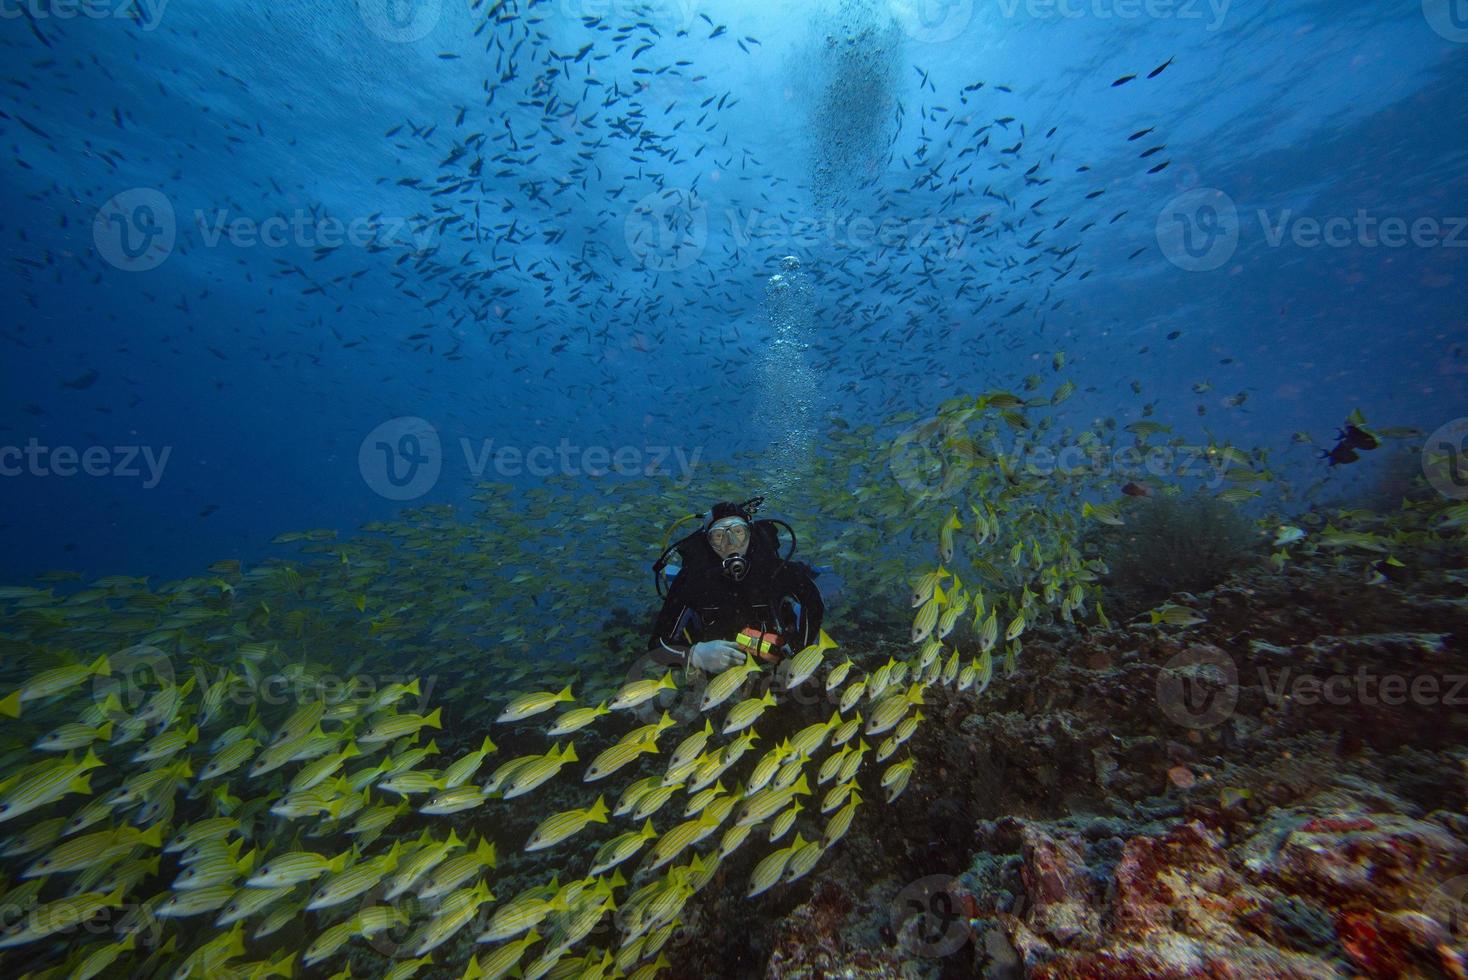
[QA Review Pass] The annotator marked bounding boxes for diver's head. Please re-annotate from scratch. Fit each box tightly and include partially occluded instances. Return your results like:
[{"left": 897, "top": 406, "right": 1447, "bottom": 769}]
[{"left": 706, "top": 501, "right": 755, "bottom": 581}]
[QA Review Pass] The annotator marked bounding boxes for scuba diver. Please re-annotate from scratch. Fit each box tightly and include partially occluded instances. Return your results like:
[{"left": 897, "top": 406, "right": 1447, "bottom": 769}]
[{"left": 648, "top": 497, "right": 824, "bottom": 674}]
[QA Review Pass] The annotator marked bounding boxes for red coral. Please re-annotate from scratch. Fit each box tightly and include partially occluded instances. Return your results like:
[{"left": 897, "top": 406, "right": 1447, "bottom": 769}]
[
  {"left": 1301, "top": 817, "right": 1376, "bottom": 834},
  {"left": 1338, "top": 908, "right": 1409, "bottom": 979}
]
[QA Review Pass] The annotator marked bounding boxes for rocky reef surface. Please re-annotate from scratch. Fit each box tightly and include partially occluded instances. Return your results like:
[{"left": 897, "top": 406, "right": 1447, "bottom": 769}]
[{"left": 667, "top": 551, "right": 1468, "bottom": 978}]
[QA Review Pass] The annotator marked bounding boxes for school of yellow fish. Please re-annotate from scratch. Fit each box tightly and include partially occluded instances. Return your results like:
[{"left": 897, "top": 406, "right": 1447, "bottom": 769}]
[{"left": 0, "top": 381, "right": 1442, "bottom": 979}]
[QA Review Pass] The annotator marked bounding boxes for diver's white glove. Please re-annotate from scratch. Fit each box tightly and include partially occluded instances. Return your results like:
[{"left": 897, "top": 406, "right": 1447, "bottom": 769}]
[{"left": 689, "top": 640, "right": 743, "bottom": 673}]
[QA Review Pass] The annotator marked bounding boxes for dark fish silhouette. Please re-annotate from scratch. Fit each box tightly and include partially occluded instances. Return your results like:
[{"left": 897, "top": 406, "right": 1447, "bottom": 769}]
[{"left": 1321, "top": 424, "right": 1379, "bottom": 466}]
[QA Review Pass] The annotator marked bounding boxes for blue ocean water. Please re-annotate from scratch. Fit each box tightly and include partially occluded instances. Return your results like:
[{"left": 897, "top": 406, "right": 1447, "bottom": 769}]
[{"left": 1, "top": 0, "right": 1465, "bottom": 584}]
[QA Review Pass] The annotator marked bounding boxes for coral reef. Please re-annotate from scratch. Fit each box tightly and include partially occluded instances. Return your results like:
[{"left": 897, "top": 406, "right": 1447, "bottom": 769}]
[{"left": 665, "top": 532, "right": 1468, "bottom": 978}]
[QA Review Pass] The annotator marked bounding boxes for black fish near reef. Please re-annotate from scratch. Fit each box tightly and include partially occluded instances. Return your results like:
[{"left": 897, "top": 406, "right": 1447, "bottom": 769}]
[{"left": 1321, "top": 423, "right": 1380, "bottom": 466}]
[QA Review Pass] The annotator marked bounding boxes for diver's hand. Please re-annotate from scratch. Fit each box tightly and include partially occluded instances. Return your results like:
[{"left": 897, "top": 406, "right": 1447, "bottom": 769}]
[{"left": 689, "top": 640, "right": 743, "bottom": 673}]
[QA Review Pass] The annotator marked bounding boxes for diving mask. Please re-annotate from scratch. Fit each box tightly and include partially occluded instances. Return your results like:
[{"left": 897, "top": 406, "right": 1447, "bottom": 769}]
[{"left": 708, "top": 516, "right": 751, "bottom": 580}]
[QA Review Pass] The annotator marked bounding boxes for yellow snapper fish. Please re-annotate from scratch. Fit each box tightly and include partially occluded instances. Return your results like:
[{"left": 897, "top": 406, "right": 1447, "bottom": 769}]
[
  {"left": 366, "top": 678, "right": 424, "bottom": 714},
  {"left": 1147, "top": 603, "right": 1207, "bottom": 627},
  {"left": 417, "top": 836, "right": 498, "bottom": 901},
  {"left": 0, "top": 748, "right": 104, "bottom": 823},
  {"left": 499, "top": 742, "right": 579, "bottom": 800},
  {"left": 0, "top": 654, "right": 110, "bottom": 718},
  {"left": 667, "top": 719, "right": 713, "bottom": 774},
  {"left": 525, "top": 795, "right": 609, "bottom": 852},
  {"left": 584, "top": 734, "right": 658, "bottom": 782},
  {"left": 477, "top": 880, "right": 565, "bottom": 943},
  {"left": 881, "top": 757, "right": 917, "bottom": 802},
  {"left": 546, "top": 700, "right": 610, "bottom": 737},
  {"left": 911, "top": 584, "right": 946, "bottom": 644},
  {"left": 608, "top": 673, "right": 677, "bottom": 712},
  {"left": 32, "top": 719, "right": 113, "bottom": 753},
  {"left": 788, "top": 712, "right": 840, "bottom": 758},
  {"left": 385, "top": 830, "right": 464, "bottom": 900},
  {"left": 699, "top": 653, "right": 761, "bottom": 712},
  {"left": 910, "top": 566, "right": 950, "bottom": 607},
  {"left": 589, "top": 819, "right": 658, "bottom": 876},
  {"left": 420, "top": 784, "right": 490, "bottom": 816},
  {"left": 865, "top": 683, "right": 924, "bottom": 737},
  {"left": 306, "top": 841, "right": 405, "bottom": 910},
  {"left": 468, "top": 928, "right": 542, "bottom": 980},
  {"left": 496, "top": 684, "right": 574, "bottom": 724},
  {"left": 442, "top": 734, "right": 498, "bottom": 788},
  {"left": 245, "top": 849, "right": 353, "bottom": 888},
  {"left": 782, "top": 629, "right": 838, "bottom": 690},
  {"left": 747, "top": 834, "right": 809, "bottom": 897},
  {"left": 357, "top": 707, "right": 443, "bottom": 746},
  {"left": 825, "top": 658, "right": 853, "bottom": 692},
  {"left": 0, "top": 885, "right": 126, "bottom": 948},
  {"left": 822, "top": 788, "right": 863, "bottom": 848},
  {"left": 938, "top": 509, "right": 962, "bottom": 563},
  {"left": 838, "top": 678, "right": 867, "bottom": 715},
  {"left": 24, "top": 823, "right": 163, "bottom": 879},
  {"left": 722, "top": 690, "right": 776, "bottom": 734}
]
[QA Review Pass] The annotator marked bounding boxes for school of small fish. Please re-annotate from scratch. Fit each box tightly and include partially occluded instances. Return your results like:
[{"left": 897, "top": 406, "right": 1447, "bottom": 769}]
[{"left": 0, "top": 369, "right": 1442, "bottom": 978}]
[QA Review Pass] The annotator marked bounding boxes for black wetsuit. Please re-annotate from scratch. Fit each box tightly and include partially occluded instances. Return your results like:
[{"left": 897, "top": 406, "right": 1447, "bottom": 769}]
[{"left": 648, "top": 521, "right": 824, "bottom": 667}]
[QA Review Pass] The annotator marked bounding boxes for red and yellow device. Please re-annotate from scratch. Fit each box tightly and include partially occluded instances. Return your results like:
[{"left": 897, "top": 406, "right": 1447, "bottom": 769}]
[{"left": 736, "top": 627, "right": 784, "bottom": 664}]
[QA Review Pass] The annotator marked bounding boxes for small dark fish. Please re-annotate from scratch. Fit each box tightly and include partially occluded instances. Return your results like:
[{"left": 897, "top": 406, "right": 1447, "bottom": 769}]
[
  {"left": 199, "top": 504, "right": 219, "bottom": 518},
  {"left": 1166, "top": 331, "right": 1181, "bottom": 340},
  {"left": 1337, "top": 424, "right": 1379, "bottom": 452},
  {"left": 1321, "top": 445, "right": 1359, "bottom": 467},
  {"left": 1147, "top": 161, "right": 1170, "bottom": 174},
  {"left": 1128, "top": 128, "right": 1154, "bottom": 141},
  {"left": 1140, "top": 145, "right": 1165, "bottom": 158},
  {"left": 1148, "top": 57, "right": 1175, "bottom": 78},
  {"left": 1112, "top": 74, "right": 1136, "bottom": 87},
  {"left": 61, "top": 369, "right": 99, "bottom": 390},
  {"left": 1122, "top": 482, "right": 1151, "bottom": 498}
]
